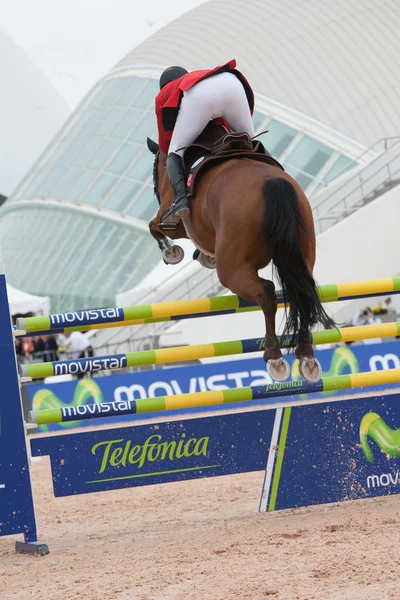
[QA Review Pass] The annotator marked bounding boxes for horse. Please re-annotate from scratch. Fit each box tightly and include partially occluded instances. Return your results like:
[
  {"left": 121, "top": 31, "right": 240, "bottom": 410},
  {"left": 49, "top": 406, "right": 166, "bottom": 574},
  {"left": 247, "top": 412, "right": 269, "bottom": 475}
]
[{"left": 146, "top": 122, "right": 333, "bottom": 383}]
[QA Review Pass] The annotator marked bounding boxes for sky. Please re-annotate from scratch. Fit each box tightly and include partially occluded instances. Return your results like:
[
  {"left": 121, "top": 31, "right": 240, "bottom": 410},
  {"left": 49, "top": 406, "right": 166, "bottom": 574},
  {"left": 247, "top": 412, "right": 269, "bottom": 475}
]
[{"left": 0, "top": 0, "right": 205, "bottom": 109}]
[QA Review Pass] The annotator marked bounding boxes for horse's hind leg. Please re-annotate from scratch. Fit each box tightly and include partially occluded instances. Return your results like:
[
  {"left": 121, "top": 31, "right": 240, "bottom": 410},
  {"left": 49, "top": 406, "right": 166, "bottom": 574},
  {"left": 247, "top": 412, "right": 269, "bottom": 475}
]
[
  {"left": 294, "top": 259, "right": 323, "bottom": 383},
  {"left": 217, "top": 264, "right": 290, "bottom": 382},
  {"left": 260, "top": 278, "right": 290, "bottom": 381},
  {"left": 295, "top": 329, "right": 322, "bottom": 382},
  {"left": 292, "top": 257, "right": 326, "bottom": 384}
]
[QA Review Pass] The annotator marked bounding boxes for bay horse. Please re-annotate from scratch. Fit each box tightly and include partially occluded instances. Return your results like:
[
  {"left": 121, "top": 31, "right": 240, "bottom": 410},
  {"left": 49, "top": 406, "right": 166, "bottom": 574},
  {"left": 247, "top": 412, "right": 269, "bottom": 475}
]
[{"left": 147, "top": 123, "right": 333, "bottom": 383}]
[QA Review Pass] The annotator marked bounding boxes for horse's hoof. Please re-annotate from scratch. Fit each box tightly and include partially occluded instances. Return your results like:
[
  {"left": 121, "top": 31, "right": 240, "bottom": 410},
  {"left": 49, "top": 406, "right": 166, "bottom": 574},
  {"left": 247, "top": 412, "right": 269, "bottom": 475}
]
[
  {"left": 197, "top": 252, "right": 216, "bottom": 269},
  {"left": 162, "top": 245, "right": 184, "bottom": 265},
  {"left": 298, "top": 357, "right": 322, "bottom": 383},
  {"left": 266, "top": 358, "right": 290, "bottom": 382}
]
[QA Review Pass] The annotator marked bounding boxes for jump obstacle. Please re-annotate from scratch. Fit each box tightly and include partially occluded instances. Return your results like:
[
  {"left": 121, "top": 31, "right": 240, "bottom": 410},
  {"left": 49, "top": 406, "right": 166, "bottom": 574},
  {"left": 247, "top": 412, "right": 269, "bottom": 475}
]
[
  {"left": 20, "top": 321, "right": 400, "bottom": 381},
  {"left": 16, "top": 276, "right": 400, "bottom": 335},
  {"left": 2, "top": 268, "right": 400, "bottom": 555},
  {"left": 28, "top": 368, "right": 400, "bottom": 425}
]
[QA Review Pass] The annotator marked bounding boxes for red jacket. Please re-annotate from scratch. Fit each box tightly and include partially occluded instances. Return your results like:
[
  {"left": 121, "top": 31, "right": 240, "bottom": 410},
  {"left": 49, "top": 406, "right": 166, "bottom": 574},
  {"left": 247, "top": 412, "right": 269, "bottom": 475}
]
[{"left": 155, "top": 59, "right": 255, "bottom": 154}]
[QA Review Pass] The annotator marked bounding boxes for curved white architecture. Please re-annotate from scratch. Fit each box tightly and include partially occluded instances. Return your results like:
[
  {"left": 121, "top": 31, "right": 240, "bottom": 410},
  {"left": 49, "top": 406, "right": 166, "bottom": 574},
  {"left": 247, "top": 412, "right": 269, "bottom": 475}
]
[
  {"left": 0, "top": 30, "right": 69, "bottom": 195},
  {"left": 1, "top": 0, "right": 397, "bottom": 314},
  {"left": 120, "top": 0, "right": 400, "bottom": 148}
]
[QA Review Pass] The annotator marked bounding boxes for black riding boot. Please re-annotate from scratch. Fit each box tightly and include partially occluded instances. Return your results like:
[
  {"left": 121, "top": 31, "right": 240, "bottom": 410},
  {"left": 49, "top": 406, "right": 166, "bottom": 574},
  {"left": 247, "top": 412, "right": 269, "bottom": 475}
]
[{"left": 167, "top": 153, "right": 190, "bottom": 218}]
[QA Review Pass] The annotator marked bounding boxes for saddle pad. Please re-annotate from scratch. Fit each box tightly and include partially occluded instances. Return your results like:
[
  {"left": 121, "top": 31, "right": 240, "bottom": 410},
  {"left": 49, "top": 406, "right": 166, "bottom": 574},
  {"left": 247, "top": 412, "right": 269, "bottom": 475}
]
[{"left": 186, "top": 154, "right": 210, "bottom": 196}]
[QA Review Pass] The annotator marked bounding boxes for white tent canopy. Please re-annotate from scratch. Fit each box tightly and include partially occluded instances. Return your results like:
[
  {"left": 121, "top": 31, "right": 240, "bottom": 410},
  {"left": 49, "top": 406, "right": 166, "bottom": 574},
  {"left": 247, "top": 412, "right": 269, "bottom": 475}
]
[{"left": 7, "top": 284, "right": 50, "bottom": 316}]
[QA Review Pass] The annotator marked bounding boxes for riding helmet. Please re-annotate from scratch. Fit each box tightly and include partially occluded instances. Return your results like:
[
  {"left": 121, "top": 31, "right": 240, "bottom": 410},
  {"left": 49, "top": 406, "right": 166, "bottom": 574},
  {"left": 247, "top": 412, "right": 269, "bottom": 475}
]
[{"left": 159, "top": 66, "right": 188, "bottom": 89}]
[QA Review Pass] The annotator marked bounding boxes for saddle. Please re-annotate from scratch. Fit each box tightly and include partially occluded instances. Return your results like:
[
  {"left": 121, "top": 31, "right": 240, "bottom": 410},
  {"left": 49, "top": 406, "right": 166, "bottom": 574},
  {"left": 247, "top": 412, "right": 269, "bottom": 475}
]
[{"left": 183, "top": 121, "right": 284, "bottom": 197}]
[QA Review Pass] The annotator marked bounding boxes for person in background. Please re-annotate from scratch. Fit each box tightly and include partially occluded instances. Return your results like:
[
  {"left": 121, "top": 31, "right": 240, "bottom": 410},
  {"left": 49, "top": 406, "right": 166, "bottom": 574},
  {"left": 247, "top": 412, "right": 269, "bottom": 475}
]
[
  {"left": 55, "top": 332, "right": 68, "bottom": 358},
  {"left": 33, "top": 335, "right": 45, "bottom": 359},
  {"left": 15, "top": 337, "right": 24, "bottom": 366},
  {"left": 385, "top": 297, "right": 396, "bottom": 313},
  {"left": 64, "top": 331, "right": 94, "bottom": 379},
  {"left": 375, "top": 296, "right": 397, "bottom": 317},
  {"left": 42, "top": 334, "right": 59, "bottom": 362},
  {"left": 351, "top": 306, "right": 382, "bottom": 344},
  {"left": 56, "top": 332, "right": 67, "bottom": 348},
  {"left": 20, "top": 336, "right": 34, "bottom": 362}
]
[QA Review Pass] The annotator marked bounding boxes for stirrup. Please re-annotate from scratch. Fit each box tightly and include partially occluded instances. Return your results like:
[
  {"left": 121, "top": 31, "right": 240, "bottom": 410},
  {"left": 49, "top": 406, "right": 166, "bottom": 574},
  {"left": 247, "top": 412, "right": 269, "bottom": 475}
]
[{"left": 158, "top": 206, "right": 181, "bottom": 231}]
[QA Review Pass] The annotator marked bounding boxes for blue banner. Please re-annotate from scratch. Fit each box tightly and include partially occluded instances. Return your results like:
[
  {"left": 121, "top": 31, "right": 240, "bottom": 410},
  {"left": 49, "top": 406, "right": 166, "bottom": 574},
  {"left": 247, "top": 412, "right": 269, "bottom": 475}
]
[
  {"left": 30, "top": 410, "right": 276, "bottom": 497},
  {"left": 262, "top": 392, "right": 400, "bottom": 510},
  {"left": 30, "top": 390, "right": 400, "bottom": 509},
  {"left": 26, "top": 340, "right": 400, "bottom": 431},
  {"left": 0, "top": 275, "right": 37, "bottom": 542}
]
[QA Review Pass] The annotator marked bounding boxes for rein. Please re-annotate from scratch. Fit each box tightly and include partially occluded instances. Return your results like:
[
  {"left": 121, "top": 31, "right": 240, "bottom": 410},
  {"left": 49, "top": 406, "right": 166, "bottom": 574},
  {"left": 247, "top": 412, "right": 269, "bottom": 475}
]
[{"left": 152, "top": 150, "right": 161, "bottom": 206}]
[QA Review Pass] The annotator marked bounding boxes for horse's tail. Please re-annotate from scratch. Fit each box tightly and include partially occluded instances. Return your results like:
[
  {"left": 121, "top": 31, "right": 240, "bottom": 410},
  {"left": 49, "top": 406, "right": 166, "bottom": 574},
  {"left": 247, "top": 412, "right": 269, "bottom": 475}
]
[{"left": 261, "top": 177, "right": 333, "bottom": 343}]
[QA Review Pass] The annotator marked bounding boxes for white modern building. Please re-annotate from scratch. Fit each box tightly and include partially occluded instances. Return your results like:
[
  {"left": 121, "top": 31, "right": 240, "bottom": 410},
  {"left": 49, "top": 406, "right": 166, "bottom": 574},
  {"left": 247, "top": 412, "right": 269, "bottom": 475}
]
[
  {"left": 1, "top": 0, "right": 399, "bottom": 323},
  {"left": 0, "top": 30, "right": 69, "bottom": 196}
]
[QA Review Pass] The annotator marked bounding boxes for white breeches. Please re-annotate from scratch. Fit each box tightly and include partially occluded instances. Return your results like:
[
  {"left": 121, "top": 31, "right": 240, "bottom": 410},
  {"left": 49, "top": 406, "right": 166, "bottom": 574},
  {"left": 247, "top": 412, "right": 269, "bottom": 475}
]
[{"left": 169, "top": 72, "right": 255, "bottom": 156}]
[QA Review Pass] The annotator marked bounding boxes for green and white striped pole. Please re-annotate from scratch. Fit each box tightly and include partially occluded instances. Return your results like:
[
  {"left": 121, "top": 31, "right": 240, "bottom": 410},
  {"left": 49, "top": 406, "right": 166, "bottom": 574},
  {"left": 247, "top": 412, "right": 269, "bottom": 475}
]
[
  {"left": 20, "top": 321, "right": 400, "bottom": 380},
  {"left": 16, "top": 276, "right": 400, "bottom": 335},
  {"left": 28, "top": 367, "right": 400, "bottom": 426}
]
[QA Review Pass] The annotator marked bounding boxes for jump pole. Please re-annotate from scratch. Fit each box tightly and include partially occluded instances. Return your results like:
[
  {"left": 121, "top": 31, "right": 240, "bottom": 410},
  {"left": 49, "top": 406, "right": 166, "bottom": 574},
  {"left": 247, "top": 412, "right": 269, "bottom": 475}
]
[
  {"left": 29, "top": 367, "right": 400, "bottom": 426},
  {"left": 20, "top": 321, "right": 400, "bottom": 380},
  {"left": 16, "top": 276, "right": 400, "bottom": 335}
]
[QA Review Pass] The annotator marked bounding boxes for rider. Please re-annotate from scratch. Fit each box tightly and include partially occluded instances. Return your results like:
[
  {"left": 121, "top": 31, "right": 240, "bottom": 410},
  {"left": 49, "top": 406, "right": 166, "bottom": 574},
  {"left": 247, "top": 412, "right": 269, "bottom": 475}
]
[{"left": 155, "top": 59, "right": 255, "bottom": 219}]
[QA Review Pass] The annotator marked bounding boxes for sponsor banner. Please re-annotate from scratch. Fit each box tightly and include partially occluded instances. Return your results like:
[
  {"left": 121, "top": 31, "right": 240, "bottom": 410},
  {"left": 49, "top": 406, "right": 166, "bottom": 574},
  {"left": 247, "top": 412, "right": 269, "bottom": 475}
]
[
  {"left": 0, "top": 274, "right": 37, "bottom": 540},
  {"left": 30, "top": 410, "right": 276, "bottom": 497},
  {"left": 53, "top": 354, "right": 127, "bottom": 376},
  {"left": 49, "top": 307, "right": 124, "bottom": 329},
  {"left": 30, "top": 390, "right": 400, "bottom": 509},
  {"left": 32, "top": 379, "right": 320, "bottom": 426},
  {"left": 26, "top": 340, "right": 400, "bottom": 431},
  {"left": 262, "top": 392, "right": 400, "bottom": 511}
]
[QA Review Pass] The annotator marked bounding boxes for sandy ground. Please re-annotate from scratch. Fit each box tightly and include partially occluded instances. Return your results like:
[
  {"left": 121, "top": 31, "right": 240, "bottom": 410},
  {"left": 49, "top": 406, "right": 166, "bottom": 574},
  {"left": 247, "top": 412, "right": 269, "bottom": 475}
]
[{"left": 1, "top": 455, "right": 400, "bottom": 600}]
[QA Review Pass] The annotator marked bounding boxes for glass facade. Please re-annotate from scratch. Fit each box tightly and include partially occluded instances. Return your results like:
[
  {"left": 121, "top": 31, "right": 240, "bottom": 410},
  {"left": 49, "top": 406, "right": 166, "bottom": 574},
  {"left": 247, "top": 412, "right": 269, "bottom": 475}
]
[
  {"left": 0, "top": 204, "right": 160, "bottom": 312},
  {"left": 10, "top": 76, "right": 160, "bottom": 221},
  {"left": 253, "top": 118, "right": 356, "bottom": 193},
  {"left": 0, "top": 71, "right": 357, "bottom": 313},
  {"left": 9, "top": 74, "right": 356, "bottom": 213}
]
